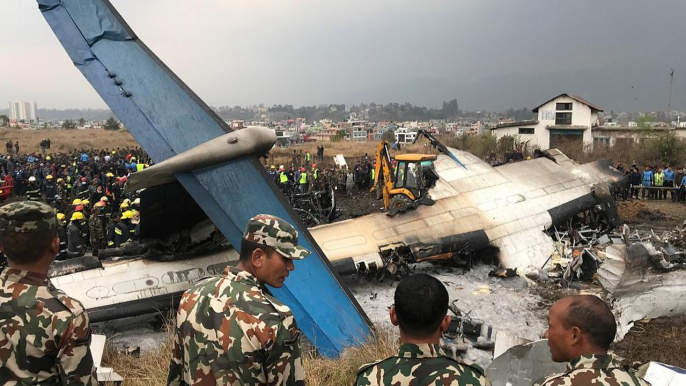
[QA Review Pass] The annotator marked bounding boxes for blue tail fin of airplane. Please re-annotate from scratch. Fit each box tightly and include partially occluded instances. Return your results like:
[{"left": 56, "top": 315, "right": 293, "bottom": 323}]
[{"left": 37, "top": 0, "right": 372, "bottom": 357}]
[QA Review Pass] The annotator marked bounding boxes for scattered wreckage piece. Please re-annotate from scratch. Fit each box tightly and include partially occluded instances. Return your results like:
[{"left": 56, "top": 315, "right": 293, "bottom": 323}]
[
  {"left": 288, "top": 189, "right": 336, "bottom": 227},
  {"left": 598, "top": 225, "right": 686, "bottom": 340},
  {"left": 91, "top": 334, "right": 125, "bottom": 384},
  {"left": 485, "top": 340, "right": 566, "bottom": 386},
  {"left": 638, "top": 362, "right": 686, "bottom": 386}
]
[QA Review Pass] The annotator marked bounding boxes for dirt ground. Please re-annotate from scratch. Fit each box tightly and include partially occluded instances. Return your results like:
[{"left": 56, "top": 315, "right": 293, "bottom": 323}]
[{"left": 0, "top": 128, "right": 137, "bottom": 153}]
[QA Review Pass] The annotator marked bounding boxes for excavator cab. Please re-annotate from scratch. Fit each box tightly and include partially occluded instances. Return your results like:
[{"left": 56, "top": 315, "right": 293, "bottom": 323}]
[{"left": 387, "top": 154, "right": 438, "bottom": 215}]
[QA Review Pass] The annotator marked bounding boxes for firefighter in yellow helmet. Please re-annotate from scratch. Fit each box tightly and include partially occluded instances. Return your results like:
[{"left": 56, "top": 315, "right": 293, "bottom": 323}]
[
  {"left": 56, "top": 213, "right": 69, "bottom": 260},
  {"left": 67, "top": 212, "right": 86, "bottom": 258}
]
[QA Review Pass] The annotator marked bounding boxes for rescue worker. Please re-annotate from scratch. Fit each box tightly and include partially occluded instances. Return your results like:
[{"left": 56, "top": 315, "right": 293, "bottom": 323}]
[
  {"left": 88, "top": 206, "right": 105, "bottom": 257},
  {"left": 122, "top": 210, "right": 136, "bottom": 241},
  {"left": 311, "top": 164, "right": 319, "bottom": 189},
  {"left": 25, "top": 176, "right": 42, "bottom": 202},
  {"left": 107, "top": 213, "right": 128, "bottom": 248},
  {"left": 67, "top": 212, "right": 86, "bottom": 258},
  {"left": 279, "top": 166, "right": 289, "bottom": 190},
  {"left": 55, "top": 177, "right": 67, "bottom": 210},
  {"left": 355, "top": 273, "right": 490, "bottom": 386},
  {"left": 653, "top": 167, "right": 665, "bottom": 200},
  {"left": 268, "top": 165, "right": 277, "bottom": 181},
  {"left": 43, "top": 175, "right": 57, "bottom": 206},
  {"left": 304, "top": 150, "right": 311, "bottom": 169},
  {"left": 0, "top": 201, "right": 96, "bottom": 385},
  {"left": 77, "top": 177, "right": 90, "bottom": 200},
  {"left": 56, "top": 212, "right": 69, "bottom": 261},
  {"left": 533, "top": 295, "right": 650, "bottom": 386},
  {"left": 298, "top": 167, "right": 308, "bottom": 192},
  {"left": 167, "top": 214, "right": 309, "bottom": 386}
]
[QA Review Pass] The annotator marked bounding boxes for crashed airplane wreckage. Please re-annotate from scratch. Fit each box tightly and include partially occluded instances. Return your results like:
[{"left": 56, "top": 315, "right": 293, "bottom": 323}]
[
  {"left": 313, "top": 148, "right": 625, "bottom": 277},
  {"left": 37, "top": 0, "right": 628, "bottom": 358},
  {"left": 598, "top": 224, "right": 686, "bottom": 340}
]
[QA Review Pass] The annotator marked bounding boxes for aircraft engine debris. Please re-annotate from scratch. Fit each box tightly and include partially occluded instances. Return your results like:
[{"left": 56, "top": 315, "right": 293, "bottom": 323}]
[{"left": 598, "top": 224, "right": 686, "bottom": 340}]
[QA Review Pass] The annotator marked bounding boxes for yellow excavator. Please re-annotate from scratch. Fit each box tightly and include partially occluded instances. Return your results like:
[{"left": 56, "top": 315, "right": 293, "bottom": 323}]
[
  {"left": 370, "top": 144, "right": 438, "bottom": 216},
  {"left": 370, "top": 129, "right": 464, "bottom": 216}
]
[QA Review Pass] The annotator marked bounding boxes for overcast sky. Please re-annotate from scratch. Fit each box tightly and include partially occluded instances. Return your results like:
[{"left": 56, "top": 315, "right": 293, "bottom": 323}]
[{"left": 1, "top": 0, "right": 685, "bottom": 111}]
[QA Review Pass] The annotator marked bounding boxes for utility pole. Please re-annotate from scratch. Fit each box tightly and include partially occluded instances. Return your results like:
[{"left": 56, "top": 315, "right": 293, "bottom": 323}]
[{"left": 667, "top": 68, "right": 675, "bottom": 124}]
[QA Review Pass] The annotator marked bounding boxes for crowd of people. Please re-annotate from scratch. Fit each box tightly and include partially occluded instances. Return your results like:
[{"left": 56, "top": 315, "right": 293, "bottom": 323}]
[
  {"left": 614, "top": 161, "right": 686, "bottom": 202},
  {"left": 0, "top": 146, "right": 151, "bottom": 259}
]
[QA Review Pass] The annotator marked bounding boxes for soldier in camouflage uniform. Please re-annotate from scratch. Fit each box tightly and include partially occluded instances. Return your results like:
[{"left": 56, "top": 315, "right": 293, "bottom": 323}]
[
  {"left": 533, "top": 295, "right": 650, "bottom": 386},
  {"left": 88, "top": 205, "right": 105, "bottom": 257},
  {"left": 167, "top": 214, "right": 310, "bottom": 386},
  {"left": 0, "top": 201, "right": 96, "bottom": 385},
  {"left": 356, "top": 274, "right": 490, "bottom": 386}
]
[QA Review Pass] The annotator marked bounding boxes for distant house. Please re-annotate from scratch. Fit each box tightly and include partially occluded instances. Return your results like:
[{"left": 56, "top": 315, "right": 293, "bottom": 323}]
[
  {"left": 395, "top": 127, "right": 417, "bottom": 143},
  {"left": 490, "top": 93, "right": 603, "bottom": 152}
]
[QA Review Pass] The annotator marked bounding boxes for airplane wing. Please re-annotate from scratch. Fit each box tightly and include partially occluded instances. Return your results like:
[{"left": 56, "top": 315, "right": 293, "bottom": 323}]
[
  {"left": 37, "top": 0, "right": 371, "bottom": 357},
  {"left": 315, "top": 147, "right": 623, "bottom": 276}
]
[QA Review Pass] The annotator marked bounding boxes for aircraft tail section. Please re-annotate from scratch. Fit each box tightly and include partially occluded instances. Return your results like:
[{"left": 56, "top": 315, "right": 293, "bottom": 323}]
[{"left": 37, "top": 0, "right": 371, "bottom": 357}]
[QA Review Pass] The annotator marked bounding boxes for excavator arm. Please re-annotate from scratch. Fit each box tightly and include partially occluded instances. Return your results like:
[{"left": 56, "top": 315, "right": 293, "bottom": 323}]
[
  {"left": 414, "top": 129, "right": 467, "bottom": 169},
  {"left": 370, "top": 141, "right": 394, "bottom": 210}
]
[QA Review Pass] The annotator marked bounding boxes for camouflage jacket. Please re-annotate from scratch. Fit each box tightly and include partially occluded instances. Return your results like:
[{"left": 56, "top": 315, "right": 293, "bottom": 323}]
[
  {"left": 167, "top": 266, "right": 304, "bottom": 386},
  {"left": 355, "top": 343, "right": 491, "bottom": 386},
  {"left": 88, "top": 215, "right": 104, "bottom": 244},
  {"left": 0, "top": 268, "right": 96, "bottom": 385},
  {"left": 532, "top": 354, "right": 651, "bottom": 386}
]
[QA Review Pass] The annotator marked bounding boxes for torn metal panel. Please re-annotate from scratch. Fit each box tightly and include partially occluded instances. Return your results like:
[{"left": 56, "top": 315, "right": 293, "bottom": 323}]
[
  {"left": 638, "top": 362, "right": 686, "bottom": 386},
  {"left": 485, "top": 340, "right": 566, "bottom": 386},
  {"left": 598, "top": 242, "right": 686, "bottom": 340}
]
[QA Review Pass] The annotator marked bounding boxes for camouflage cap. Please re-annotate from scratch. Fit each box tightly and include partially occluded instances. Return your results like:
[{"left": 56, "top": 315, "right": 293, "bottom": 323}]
[
  {"left": 0, "top": 201, "right": 57, "bottom": 233},
  {"left": 243, "top": 214, "right": 310, "bottom": 260}
]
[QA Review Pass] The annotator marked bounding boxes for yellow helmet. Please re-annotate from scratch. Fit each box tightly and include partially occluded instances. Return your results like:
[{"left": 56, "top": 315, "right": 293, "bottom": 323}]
[
  {"left": 94, "top": 201, "right": 105, "bottom": 208},
  {"left": 100, "top": 196, "right": 109, "bottom": 202},
  {"left": 46, "top": 156, "right": 52, "bottom": 161},
  {"left": 132, "top": 198, "right": 140, "bottom": 205},
  {"left": 82, "top": 199, "right": 90, "bottom": 206},
  {"left": 121, "top": 210, "right": 134, "bottom": 220},
  {"left": 112, "top": 150, "right": 116, "bottom": 154},
  {"left": 120, "top": 202, "right": 129, "bottom": 209},
  {"left": 56, "top": 178, "right": 64, "bottom": 183},
  {"left": 56, "top": 213, "right": 66, "bottom": 221},
  {"left": 72, "top": 198, "right": 82, "bottom": 206},
  {"left": 70, "top": 212, "right": 85, "bottom": 221},
  {"left": 123, "top": 198, "right": 131, "bottom": 204},
  {"left": 106, "top": 172, "right": 114, "bottom": 177},
  {"left": 46, "top": 175, "right": 53, "bottom": 180}
]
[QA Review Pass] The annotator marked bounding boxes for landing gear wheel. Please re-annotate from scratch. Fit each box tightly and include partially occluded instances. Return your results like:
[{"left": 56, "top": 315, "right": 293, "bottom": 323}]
[{"left": 387, "top": 195, "right": 412, "bottom": 216}]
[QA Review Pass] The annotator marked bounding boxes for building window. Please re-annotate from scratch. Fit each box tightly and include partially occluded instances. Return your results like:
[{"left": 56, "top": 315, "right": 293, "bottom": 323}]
[
  {"left": 593, "top": 137, "right": 610, "bottom": 149},
  {"left": 556, "top": 102, "right": 572, "bottom": 111},
  {"left": 555, "top": 112, "right": 572, "bottom": 125},
  {"left": 518, "top": 128, "right": 535, "bottom": 135}
]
